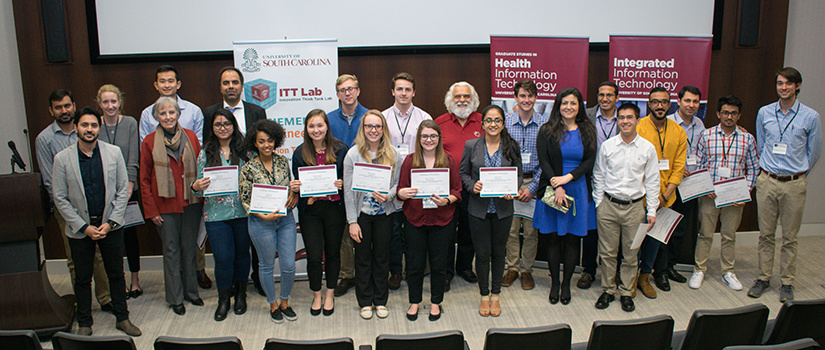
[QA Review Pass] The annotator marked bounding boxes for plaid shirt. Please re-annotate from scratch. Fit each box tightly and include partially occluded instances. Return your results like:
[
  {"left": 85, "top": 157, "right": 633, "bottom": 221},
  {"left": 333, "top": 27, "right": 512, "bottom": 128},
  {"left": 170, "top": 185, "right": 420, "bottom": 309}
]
[
  {"left": 484, "top": 143, "right": 502, "bottom": 213},
  {"left": 696, "top": 125, "right": 759, "bottom": 190},
  {"left": 506, "top": 110, "right": 547, "bottom": 195}
]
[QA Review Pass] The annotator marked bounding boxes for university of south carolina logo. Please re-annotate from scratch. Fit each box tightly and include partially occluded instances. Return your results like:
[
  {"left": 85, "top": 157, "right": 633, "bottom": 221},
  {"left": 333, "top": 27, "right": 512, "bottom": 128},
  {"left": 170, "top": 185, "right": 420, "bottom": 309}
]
[
  {"left": 244, "top": 79, "right": 278, "bottom": 109},
  {"left": 241, "top": 48, "right": 261, "bottom": 73}
]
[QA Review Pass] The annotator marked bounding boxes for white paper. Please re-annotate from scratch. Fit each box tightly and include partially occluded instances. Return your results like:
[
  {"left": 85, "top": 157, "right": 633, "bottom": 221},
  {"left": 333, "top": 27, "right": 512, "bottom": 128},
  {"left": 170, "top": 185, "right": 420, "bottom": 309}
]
[
  {"left": 202, "top": 166, "right": 239, "bottom": 197},
  {"left": 646, "top": 207, "right": 684, "bottom": 244},
  {"left": 677, "top": 169, "right": 715, "bottom": 202},
  {"left": 297, "top": 165, "right": 338, "bottom": 197},
  {"left": 631, "top": 224, "right": 648, "bottom": 250},
  {"left": 351, "top": 162, "right": 392, "bottom": 194},
  {"left": 713, "top": 176, "right": 752, "bottom": 208},
  {"left": 479, "top": 167, "right": 519, "bottom": 198},
  {"left": 123, "top": 201, "right": 144, "bottom": 228},
  {"left": 411, "top": 168, "right": 450, "bottom": 199},
  {"left": 250, "top": 184, "right": 288, "bottom": 215},
  {"left": 513, "top": 198, "right": 536, "bottom": 220}
]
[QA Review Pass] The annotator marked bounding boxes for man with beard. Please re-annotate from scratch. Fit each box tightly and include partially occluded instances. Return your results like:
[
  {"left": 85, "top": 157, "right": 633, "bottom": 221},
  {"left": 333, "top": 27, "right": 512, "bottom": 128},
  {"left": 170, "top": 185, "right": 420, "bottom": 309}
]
[
  {"left": 36, "top": 90, "right": 113, "bottom": 312},
  {"left": 435, "top": 81, "right": 483, "bottom": 291},
  {"left": 51, "top": 107, "right": 141, "bottom": 336},
  {"left": 502, "top": 79, "right": 547, "bottom": 290},
  {"left": 635, "top": 86, "right": 687, "bottom": 299}
]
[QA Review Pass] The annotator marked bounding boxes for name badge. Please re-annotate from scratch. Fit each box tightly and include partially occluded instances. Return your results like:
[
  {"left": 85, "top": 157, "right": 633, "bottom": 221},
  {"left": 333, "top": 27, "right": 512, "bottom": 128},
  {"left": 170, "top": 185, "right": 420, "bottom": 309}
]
[
  {"left": 772, "top": 143, "right": 788, "bottom": 155},
  {"left": 422, "top": 198, "right": 438, "bottom": 209},
  {"left": 521, "top": 153, "right": 532, "bottom": 165},
  {"left": 717, "top": 167, "right": 732, "bottom": 178},
  {"left": 658, "top": 159, "right": 670, "bottom": 171},
  {"left": 396, "top": 145, "right": 410, "bottom": 157},
  {"left": 686, "top": 155, "right": 697, "bottom": 166}
]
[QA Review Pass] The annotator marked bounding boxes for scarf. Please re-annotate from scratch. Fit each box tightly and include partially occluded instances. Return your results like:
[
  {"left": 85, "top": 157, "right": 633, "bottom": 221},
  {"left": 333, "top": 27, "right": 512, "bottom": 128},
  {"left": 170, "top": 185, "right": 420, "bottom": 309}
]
[{"left": 152, "top": 123, "right": 198, "bottom": 204}]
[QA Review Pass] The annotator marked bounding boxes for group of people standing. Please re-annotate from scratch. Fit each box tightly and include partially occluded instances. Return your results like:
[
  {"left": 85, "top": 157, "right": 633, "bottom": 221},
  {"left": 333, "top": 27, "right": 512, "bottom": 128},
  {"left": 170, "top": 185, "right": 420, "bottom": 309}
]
[{"left": 35, "top": 64, "right": 820, "bottom": 336}]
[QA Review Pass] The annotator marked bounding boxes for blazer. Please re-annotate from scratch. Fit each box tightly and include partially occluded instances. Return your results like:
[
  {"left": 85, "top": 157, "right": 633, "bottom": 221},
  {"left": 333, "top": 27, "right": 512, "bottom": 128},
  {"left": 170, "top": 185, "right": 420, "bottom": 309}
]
[
  {"left": 52, "top": 142, "right": 130, "bottom": 239},
  {"left": 291, "top": 142, "right": 349, "bottom": 213},
  {"left": 535, "top": 129, "right": 596, "bottom": 199},
  {"left": 343, "top": 146, "right": 404, "bottom": 224},
  {"left": 459, "top": 137, "right": 523, "bottom": 220},
  {"left": 585, "top": 105, "right": 599, "bottom": 125},
  {"left": 202, "top": 101, "right": 268, "bottom": 140}
]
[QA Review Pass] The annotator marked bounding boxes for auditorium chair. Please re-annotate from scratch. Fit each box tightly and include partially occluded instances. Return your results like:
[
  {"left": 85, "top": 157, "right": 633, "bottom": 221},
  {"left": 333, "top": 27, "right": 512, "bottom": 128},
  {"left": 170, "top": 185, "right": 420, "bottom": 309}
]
[
  {"left": 483, "top": 324, "right": 572, "bottom": 350},
  {"left": 673, "top": 303, "right": 769, "bottom": 350}
]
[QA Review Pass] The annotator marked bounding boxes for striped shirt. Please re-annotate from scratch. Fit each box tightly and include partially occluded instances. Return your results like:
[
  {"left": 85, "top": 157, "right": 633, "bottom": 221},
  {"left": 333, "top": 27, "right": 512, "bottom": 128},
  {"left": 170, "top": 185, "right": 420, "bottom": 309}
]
[
  {"left": 484, "top": 142, "right": 502, "bottom": 213},
  {"left": 506, "top": 110, "right": 547, "bottom": 195},
  {"left": 696, "top": 125, "right": 759, "bottom": 190},
  {"left": 756, "top": 100, "right": 822, "bottom": 175},
  {"left": 667, "top": 112, "right": 706, "bottom": 172}
]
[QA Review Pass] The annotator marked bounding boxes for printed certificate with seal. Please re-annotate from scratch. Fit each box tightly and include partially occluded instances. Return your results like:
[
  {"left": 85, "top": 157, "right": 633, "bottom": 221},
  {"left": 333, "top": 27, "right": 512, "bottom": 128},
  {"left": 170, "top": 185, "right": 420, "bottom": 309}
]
[
  {"left": 411, "top": 168, "right": 449, "bottom": 199},
  {"left": 351, "top": 162, "right": 392, "bottom": 194},
  {"left": 202, "top": 166, "right": 239, "bottom": 197},
  {"left": 479, "top": 167, "right": 519, "bottom": 198},
  {"left": 297, "top": 165, "right": 338, "bottom": 197},
  {"left": 249, "top": 184, "right": 288, "bottom": 215}
]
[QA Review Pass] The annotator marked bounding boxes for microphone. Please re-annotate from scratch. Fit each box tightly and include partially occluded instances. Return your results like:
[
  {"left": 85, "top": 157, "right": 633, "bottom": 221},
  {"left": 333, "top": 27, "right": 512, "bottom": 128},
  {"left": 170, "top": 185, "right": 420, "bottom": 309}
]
[{"left": 8, "top": 140, "right": 26, "bottom": 171}]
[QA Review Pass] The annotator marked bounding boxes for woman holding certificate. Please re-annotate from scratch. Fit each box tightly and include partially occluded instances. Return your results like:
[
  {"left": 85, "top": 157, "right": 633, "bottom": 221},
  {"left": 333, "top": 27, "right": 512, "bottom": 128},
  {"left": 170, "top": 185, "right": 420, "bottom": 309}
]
[
  {"left": 191, "top": 108, "right": 250, "bottom": 321},
  {"left": 397, "top": 119, "right": 462, "bottom": 322},
  {"left": 535, "top": 87, "right": 597, "bottom": 305},
  {"left": 239, "top": 119, "right": 299, "bottom": 324},
  {"left": 289, "top": 109, "right": 348, "bottom": 316},
  {"left": 459, "top": 105, "right": 522, "bottom": 317},
  {"left": 139, "top": 96, "right": 202, "bottom": 315},
  {"left": 343, "top": 109, "right": 403, "bottom": 320}
]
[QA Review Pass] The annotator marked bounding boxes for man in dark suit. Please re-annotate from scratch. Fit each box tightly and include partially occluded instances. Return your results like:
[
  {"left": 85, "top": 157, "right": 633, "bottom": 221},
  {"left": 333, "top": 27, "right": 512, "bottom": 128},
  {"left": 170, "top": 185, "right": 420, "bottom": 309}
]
[{"left": 203, "top": 66, "right": 268, "bottom": 141}]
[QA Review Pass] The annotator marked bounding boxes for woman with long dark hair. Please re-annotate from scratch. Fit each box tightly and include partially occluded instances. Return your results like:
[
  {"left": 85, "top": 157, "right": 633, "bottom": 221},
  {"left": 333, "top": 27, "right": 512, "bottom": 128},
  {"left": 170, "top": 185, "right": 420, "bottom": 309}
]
[
  {"left": 534, "top": 87, "right": 597, "bottom": 305},
  {"left": 192, "top": 108, "right": 250, "bottom": 321}
]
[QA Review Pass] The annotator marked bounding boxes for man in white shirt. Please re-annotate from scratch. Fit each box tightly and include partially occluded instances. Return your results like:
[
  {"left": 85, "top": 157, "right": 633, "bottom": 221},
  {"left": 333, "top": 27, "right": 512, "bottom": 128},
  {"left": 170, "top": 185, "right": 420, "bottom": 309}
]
[
  {"left": 592, "top": 103, "right": 660, "bottom": 312},
  {"left": 139, "top": 65, "right": 204, "bottom": 145}
]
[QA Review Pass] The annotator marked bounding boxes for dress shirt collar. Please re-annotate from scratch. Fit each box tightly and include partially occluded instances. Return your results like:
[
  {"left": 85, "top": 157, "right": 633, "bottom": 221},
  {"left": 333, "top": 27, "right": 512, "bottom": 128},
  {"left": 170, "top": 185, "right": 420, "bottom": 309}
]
[
  {"left": 50, "top": 121, "right": 76, "bottom": 136},
  {"left": 508, "top": 110, "right": 542, "bottom": 127},
  {"left": 223, "top": 100, "right": 243, "bottom": 111}
]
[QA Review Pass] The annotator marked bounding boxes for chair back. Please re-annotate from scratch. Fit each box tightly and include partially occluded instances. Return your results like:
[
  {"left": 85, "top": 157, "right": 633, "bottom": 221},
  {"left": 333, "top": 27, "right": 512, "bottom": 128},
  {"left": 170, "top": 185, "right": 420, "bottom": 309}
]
[
  {"left": 0, "top": 329, "right": 42, "bottom": 350},
  {"left": 586, "top": 314, "right": 674, "bottom": 350},
  {"left": 375, "top": 330, "right": 465, "bottom": 350},
  {"left": 725, "top": 338, "right": 821, "bottom": 350},
  {"left": 680, "top": 304, "right": 770, "bottom": 350},
  {"left": 484, "top": 324, "right": 572, "bottom": 350},
  {"left": 154, "top": 336, "right": 243, "bottom": 350},
  {"left": 52, "top": 331, "right": 136, "bottom": 350},
  {"left": 264, "top": 337, "right": 354, "bottom": 350},
  {"left": 765, "top": 299, "right": 825, "bottom": 346}
]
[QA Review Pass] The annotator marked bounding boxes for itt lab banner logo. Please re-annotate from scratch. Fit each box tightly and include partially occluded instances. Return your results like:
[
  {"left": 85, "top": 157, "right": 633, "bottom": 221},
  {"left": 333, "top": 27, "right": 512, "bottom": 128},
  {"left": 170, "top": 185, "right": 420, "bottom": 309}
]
[
  {"left": 244, "top": 79, "right": 277, "bottom": 109},
  {"left": 241, "top": 48, "right": 261, "bottom": 73}
]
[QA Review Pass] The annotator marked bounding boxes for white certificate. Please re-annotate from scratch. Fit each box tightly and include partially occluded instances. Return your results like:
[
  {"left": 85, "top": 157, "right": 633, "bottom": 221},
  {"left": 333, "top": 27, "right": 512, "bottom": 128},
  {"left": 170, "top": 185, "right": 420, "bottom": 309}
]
[
  {"left": 123, "top": 201, "right": 144, "bottom": 228},
  {"left": 479, "top": 167, "right": 519, "bottom": 198},
  {"left": 202, "top": 166, "right": 239, "bottom": 197},
  {"left": 297, "top": 165, "right": 338, "bottom": 197},
  {"left": 351, "top": 162, "right": 392, "bottom": 194},
  {"left": 677, "top": 169, "right": 715, "bottom": 202},
  {"left": 631, "top": 224, "right": 648, "bottom": 250},
  {"left": 411, "top": 168, "right": 450, "bottom": 199},
  {"left": 713, "top": 176, "right": 752, "bottom": 208},
  {"left": 250, "top": 184, "right": 288, "bottom": 215},
  {"left": 647, "top": 207, "right": 684, "bottom": 244},
  {"left": 513, "top": 198, "right": 536, "bottom": 220}
]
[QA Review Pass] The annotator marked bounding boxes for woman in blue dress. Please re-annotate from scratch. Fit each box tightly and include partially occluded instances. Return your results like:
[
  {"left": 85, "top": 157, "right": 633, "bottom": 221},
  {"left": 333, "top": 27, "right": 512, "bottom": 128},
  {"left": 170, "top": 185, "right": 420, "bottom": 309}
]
[{"left": 534, "top": 87, "right": 597, "bottom": 305}]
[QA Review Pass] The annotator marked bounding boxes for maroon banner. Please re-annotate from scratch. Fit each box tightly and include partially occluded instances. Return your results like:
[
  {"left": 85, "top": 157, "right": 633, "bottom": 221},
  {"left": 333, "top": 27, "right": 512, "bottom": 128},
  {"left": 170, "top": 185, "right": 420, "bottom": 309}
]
[
  {"left": 609, "top": 35, "right": 712, "bottom": 102},
  {"left": 490, "top": 36, "right": 589, "bottom": 107}
]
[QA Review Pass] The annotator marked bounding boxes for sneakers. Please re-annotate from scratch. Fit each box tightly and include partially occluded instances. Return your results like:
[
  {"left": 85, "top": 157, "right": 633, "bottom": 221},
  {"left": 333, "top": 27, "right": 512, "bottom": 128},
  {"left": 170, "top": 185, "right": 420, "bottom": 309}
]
[
  {"left": 779, "top": 285, "right": 794, "bottom": 302},
  {"left": 502, "top": 270, "right": 518, "bottom": 287},
  {"left": 375, "top": 305, "right": 389, "bottom": 318},
  {"left": 360, "top": 306, "right": 373, "bottom": 319},
  {"left": 689, "top": 271, "right": 704, "bottom": 289},
  {"left": 280, "top": 306, "right": 297, "bottom": 321},
  {"left": 520, "top": 272, "right": 535, "bottom": 290},
  {"left": 722, "top": 272, "right": 743, "bottom": 291},
  {"left": 270, "top": 308, "right": 284, "bottom": 324},
  {"left": 748, "top": 280, "right": 770, "bottom": 298}
]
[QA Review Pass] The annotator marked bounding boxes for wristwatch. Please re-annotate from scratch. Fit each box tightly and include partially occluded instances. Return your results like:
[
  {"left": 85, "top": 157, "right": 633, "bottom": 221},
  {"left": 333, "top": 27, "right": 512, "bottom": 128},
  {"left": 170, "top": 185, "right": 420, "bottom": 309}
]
[{"left": 107, "top": 220, "right": 121, "bottom": 230}]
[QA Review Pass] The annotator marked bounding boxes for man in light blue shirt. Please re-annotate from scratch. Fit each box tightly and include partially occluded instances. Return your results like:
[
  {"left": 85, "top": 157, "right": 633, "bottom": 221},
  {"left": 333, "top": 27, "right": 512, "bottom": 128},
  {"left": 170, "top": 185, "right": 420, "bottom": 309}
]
[
  {"left": 749, "top": 67, "right": 822, "bottom": 302},
  {"left": 139, "top": 65, "right": 204, "bottom": 145}
]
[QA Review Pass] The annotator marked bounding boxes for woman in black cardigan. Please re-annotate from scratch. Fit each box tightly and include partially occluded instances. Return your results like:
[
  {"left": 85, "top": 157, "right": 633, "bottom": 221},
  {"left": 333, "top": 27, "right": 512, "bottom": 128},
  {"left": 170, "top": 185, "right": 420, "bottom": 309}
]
[{"left": 290, "top": 109, "right": 349, "bottom": 316}]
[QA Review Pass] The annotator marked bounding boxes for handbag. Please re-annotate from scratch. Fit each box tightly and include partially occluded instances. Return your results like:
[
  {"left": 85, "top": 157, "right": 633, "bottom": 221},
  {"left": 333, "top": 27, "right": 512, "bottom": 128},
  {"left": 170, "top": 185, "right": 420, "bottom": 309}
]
[{"left": 541, "top": 186, "right": 576, "bottom": 215}]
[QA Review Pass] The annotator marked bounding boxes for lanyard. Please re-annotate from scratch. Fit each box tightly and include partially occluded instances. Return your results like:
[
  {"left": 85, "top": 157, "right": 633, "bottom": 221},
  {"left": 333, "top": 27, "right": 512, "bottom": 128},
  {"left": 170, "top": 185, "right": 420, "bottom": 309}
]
[
  {"left": 656, "top": 120, "right": 668, "bottom": 155},
  {"left": 102, "top": 115, "right": 120, "bottom": 145},
  {"left": 721, "top": 131, "right": 736, "bottom": 167},
  {"left": 598, "top": 116, "right": 617, "bottom": 140},
  {"left": 775, "top": 104, "right": 800, "bottom": 142},
  {"left": 394, "top": 106, "right": 414, "bottom": 143},
  {"left": 685, "top": 122, "right": 696, "bottom": 149}
]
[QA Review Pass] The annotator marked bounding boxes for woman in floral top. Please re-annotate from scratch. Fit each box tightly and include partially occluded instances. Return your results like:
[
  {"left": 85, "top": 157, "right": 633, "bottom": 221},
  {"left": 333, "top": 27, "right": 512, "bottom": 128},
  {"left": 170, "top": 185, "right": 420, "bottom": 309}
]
[
  {"left": 239, "top": 119, "right": 299, "bottom": 324},
  {"left": 192, "top": 108, "right": 249, "bottom": 321}
]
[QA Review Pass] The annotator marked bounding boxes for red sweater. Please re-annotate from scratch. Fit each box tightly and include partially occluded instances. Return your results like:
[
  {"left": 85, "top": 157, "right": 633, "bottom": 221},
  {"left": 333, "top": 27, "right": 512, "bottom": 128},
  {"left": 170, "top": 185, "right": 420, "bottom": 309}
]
[
  {"left": 398, "top": 154, "right": 462, "bottom": 227},
  {"left": 140, "top": 129, "right": 201, "bottom": 219}
]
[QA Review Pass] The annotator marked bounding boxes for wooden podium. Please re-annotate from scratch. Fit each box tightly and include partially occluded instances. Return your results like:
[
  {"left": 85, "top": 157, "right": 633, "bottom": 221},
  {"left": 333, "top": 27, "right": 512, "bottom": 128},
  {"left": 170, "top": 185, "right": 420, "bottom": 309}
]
[{"left": 0, "top": 173, "right": 75, "bottom": 336}]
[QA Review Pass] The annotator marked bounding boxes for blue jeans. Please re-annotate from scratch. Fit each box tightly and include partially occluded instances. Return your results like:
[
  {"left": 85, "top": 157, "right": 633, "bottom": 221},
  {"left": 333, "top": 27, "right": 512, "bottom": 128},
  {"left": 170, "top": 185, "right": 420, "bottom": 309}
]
[
  {"left": 205, "top": 218, "right": 251, "bottom": 290},
  {"left": 248, "top": 212, "right": 297, "bottom": 304}
]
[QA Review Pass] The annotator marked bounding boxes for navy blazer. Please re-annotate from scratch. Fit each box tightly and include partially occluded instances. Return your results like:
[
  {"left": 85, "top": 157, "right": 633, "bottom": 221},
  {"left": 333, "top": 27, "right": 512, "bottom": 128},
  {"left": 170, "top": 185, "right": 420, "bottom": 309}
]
[
  {"left": 291, "top": 142, "right": 349, "bottom": 213},
  {"left": 535, "top": 129, "right": 596, "bottom": 199},
  {"left": 460, "top": 137, "right": 523, "bottom": 220}
]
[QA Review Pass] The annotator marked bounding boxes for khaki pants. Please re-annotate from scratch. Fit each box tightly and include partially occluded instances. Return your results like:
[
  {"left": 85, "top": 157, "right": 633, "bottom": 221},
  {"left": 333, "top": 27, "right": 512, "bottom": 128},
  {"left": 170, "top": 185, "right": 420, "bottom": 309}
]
[
  {"left": 340, "top": 225, "right": 355, "bottom": 279},
  {"left": 756, "top": 173, "right": 806, "bottom": 285},
  {"left": 505, "top": 178, "right": 538, "bottom": 274},
  {"left": 695, "top": 196, "right": 743, "bottom": 273},
  {"left": 56, "top": 208, "right": 111, "bottom": 306},
  {"left": 597, "top": 199, "right": 644, "bottom": 297}
]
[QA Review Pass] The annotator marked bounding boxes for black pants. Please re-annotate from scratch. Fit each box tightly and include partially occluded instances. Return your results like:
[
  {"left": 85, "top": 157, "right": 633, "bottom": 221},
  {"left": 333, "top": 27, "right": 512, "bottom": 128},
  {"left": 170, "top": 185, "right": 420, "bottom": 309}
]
[
  {"left": 69, "top": 228, "right": 129, "bottom": 327},
  {"left": 447, "top": 189, "right": 475, "bottom": 278},
  {"left": 580, "top": 229, "right": 598, "bottom": 275},
  {"left": 406, "top": 221, "right": 453, "bottom": 304},
  {"left": 548, "top": 233, "right": 581, "bottom": 291},
  {"left": 300, "top": 200, "right": 345, "bottom": 291},
  {"left": 469, "top": 213, "right": 512, "bottom": 296},
  {"left": 354, "top": 213, "right": 393, "bottom": 307},
  {"left": 123, "top": 191, "right": 140, "bottom": 272},
  {"left": 653, "top": 192, "right": 698, "bottom": 276}
]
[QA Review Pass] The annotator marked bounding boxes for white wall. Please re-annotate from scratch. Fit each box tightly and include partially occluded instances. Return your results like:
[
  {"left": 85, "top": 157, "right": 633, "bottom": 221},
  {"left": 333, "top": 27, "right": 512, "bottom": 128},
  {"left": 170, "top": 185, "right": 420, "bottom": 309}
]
[
  {"left": 0, "top": 1, "right": 31, "bottom": 175},
  {"left": 785, "top": 0, "right": 825, "bottom": 224}
]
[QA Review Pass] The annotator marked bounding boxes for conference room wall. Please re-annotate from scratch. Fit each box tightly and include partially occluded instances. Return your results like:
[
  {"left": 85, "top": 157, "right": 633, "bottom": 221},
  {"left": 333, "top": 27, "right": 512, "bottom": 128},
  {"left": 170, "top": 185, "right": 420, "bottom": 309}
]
[{"left": 9, "top": 0, "right": 807, "bottom": 259}]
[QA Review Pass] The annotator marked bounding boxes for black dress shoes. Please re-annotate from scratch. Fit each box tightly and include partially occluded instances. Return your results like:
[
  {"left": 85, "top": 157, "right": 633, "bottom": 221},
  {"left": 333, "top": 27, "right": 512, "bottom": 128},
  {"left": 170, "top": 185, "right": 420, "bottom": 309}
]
[
  {"left": 654, "top": 274, "right": 671, "bottom": 291},
  {"left": 185, "top": 297, "right": 204, "bottom": 306},
  {"left": 429, "top": 305, "right": 442, "bottom": 321},
  {"left": 620, "top": 296, "right": 635, "bottom": 312},
  {"left": 666, "top": 268, "right": 687, "bottom": 283},
  {"left": 334, "top": 278, "right": 355, "bottom": 297},
  {"left": 171, "top": 304, "right": 186, "bottom": 315},
  {"left": 595, "top": 292, "right": 615, "bottom": 309},
  {"left": 560, "top": 287, "right": 571, "bottom": 305},
  {"left": 444, "top": 277, "right": 452, "bottom": 292},
  {"left": 460, "top": 270, "right": 478, "bottom": 283}
]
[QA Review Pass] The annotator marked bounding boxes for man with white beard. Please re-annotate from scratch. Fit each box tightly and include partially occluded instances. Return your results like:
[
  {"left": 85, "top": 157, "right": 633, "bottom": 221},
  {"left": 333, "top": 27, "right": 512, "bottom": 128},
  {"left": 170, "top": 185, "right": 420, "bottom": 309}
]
[{"left": 435, "top": 82, "right": 483, "bottom": 291}]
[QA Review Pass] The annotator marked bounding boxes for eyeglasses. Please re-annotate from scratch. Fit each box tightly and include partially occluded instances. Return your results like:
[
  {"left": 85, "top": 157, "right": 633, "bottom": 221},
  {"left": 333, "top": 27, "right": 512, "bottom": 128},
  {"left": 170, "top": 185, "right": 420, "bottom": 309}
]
[
  {"left": 420, "top": 134, "right": 440, "bottom": 141},
  {"left": 483, "top": 118, "right": 503, "bottom": 124},
  {"left": 720, "top": 111, "right": 740, "bottom": 117},
  {"left": 649, "top": 99, "right": 670, "bottom": 106},
  {"left": 337, "top": 86, "right": 358, "bottom": 94},
  {"left": 364, "top": 124, "right": 383, "bottom": 130},
  {"left": 213, "top": 122, "right": 233, "bottom": 129}
]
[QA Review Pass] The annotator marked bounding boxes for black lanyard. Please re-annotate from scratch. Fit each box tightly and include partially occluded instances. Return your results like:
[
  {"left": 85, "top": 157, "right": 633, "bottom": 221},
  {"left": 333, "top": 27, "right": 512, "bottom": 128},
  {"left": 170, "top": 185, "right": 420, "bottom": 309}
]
[
  {"left": 722, "top": 131, "right": 736, "bottom": 167},
  {"left": 656, "top": 120, "right": 668, "bottom": 155},
  {"left": 394, "top": 106, "right": 414, "bottom": 143},
  {"left": 598, "top": 116, "right": 617, "bottom": 140},
  {"left": 775, "top": 104, "right": 800, "bottom": 143},
  {"left": 102, "top": 116, "right": 120, "bottom": 145},
  {"left": 685, "top": 122, "right": 696, "bottom": 149}
]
